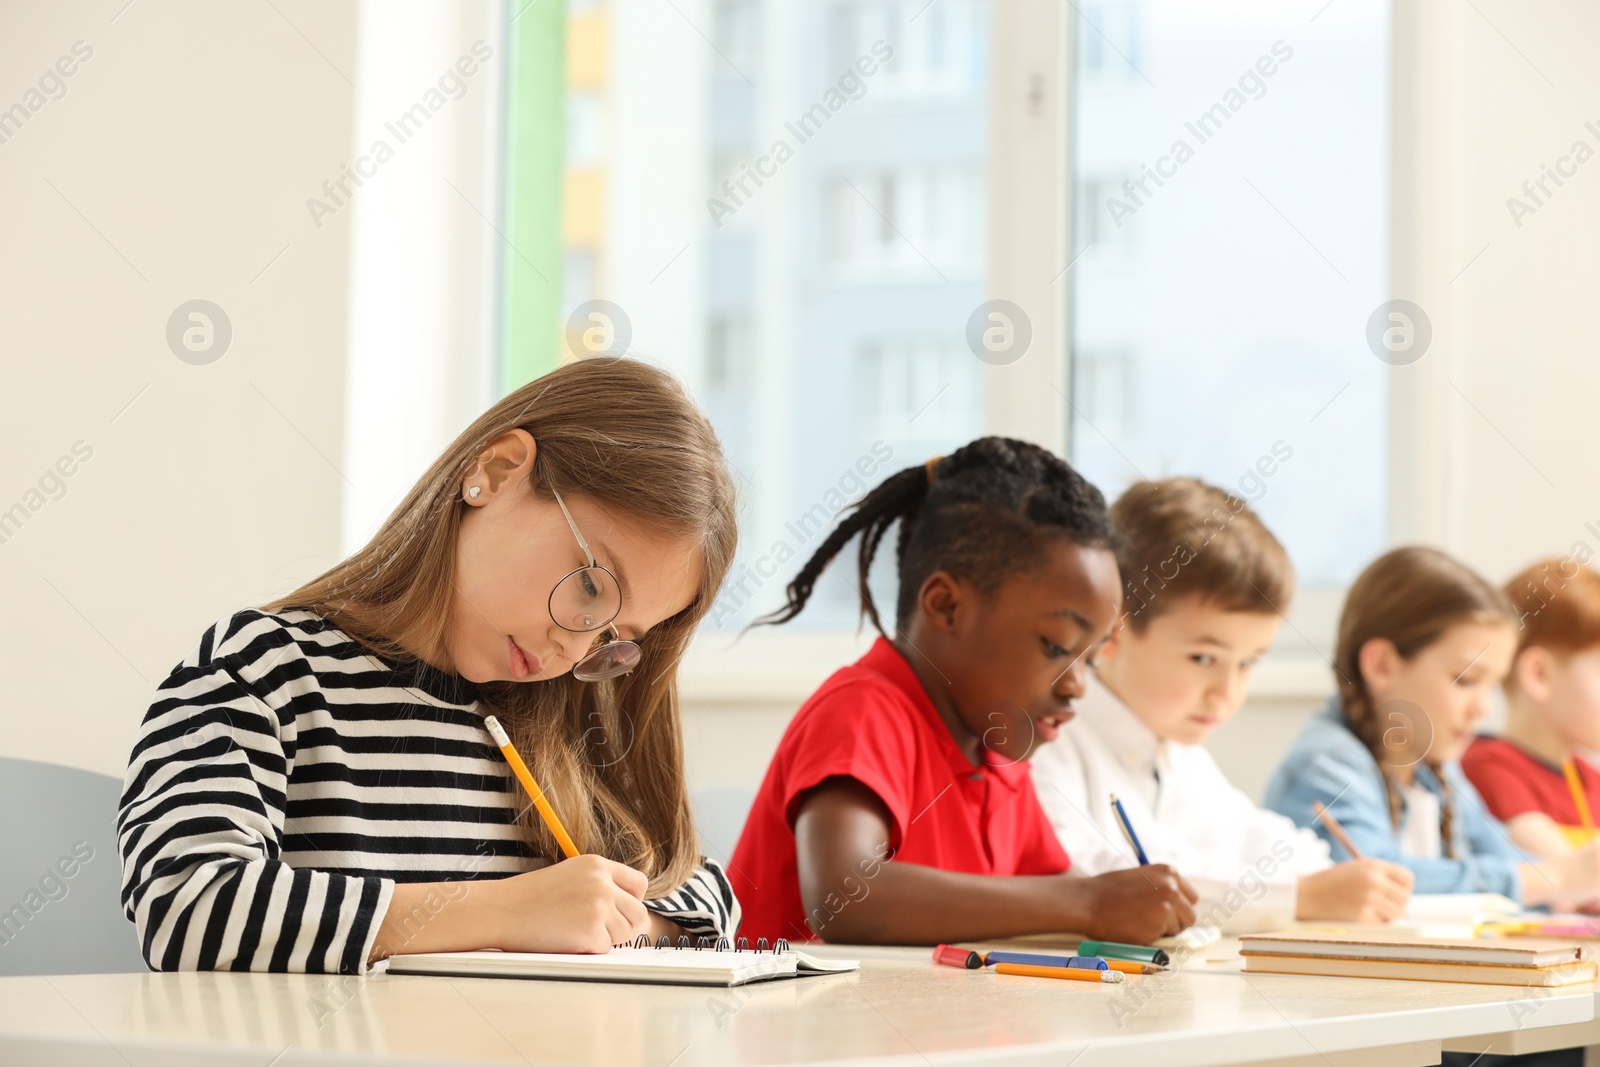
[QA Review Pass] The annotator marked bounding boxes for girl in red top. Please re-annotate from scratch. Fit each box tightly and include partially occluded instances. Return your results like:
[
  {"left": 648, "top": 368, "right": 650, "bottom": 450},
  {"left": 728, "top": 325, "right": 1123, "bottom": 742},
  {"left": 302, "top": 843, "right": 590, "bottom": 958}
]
[
  {"left": 1464, "top": 559, "right": 1600, "bottom": 858},
  {"left": 728, "top": 438, "right": 1197, "bottom": 945}
]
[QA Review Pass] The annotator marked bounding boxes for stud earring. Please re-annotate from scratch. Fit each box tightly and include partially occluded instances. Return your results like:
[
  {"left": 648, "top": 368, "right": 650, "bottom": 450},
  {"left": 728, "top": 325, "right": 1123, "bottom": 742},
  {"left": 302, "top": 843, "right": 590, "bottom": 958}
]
[{"left": 467, "top": 486, "right": 482, "bottom": 499}]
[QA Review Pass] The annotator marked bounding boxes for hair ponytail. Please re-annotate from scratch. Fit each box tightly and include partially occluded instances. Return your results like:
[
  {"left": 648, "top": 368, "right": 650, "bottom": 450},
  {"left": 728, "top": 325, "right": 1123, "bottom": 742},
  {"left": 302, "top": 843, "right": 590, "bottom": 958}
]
[
  {"left": 757, "top": 463, "right": 932, "bottom": 633},
  {"left": 757, "top": 437, "right": 1114, "bottom": 636}
]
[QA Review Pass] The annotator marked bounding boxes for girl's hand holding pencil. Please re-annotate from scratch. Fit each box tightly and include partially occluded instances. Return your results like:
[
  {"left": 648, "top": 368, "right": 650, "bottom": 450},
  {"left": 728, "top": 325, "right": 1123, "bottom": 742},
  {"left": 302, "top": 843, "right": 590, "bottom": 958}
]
[
  {"left": 369, "top": 715, "right": 658, "bottom": 962},
  {"left": 483, "top": 856, "right": 654, "bottom": 952},
  {"left": 370, "top": 853, "right": 654, "bottom": 962}
]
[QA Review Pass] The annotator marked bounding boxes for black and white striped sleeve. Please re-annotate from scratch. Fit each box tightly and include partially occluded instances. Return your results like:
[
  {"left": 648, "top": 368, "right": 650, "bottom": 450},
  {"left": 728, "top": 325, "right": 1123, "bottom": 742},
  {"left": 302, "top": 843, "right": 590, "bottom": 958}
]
[
  {"left": 116, "top": 612, "right": 394, "bottom": 974},
  {"left": 643, "top": 855, "right": 740, "bottom": 940}
]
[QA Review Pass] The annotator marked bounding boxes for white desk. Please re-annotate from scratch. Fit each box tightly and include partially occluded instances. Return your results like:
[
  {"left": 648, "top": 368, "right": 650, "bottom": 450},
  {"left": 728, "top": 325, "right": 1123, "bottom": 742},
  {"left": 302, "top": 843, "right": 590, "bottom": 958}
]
[{"left": 1, "top": 948, "right": 1593, "bottom": 1067}]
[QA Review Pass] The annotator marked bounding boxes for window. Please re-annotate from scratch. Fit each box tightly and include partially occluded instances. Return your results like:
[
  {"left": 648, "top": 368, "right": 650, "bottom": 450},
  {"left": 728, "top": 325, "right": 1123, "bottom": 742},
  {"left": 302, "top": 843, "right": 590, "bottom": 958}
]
[
  {"left": 565, "top": 91, "right": 603, "bottom": 167},
  {"left": 533, "top": 0, "right": 991, "bottom": 634},
  {"left": 828, "top": 169, "right": 984, "bottom": 279},
  {"left": 1078, "top": 1, "right": 1142, "bottom": 82},
  {"left": 1069, "top": 1, "right": 1392, "bottom": 643},
  {"left": 713, "top": 0, "right": 763, "bottom": 74},
  {"left": 857, "top": 338, "right": 983, "bottom": 453},
  {"left": 830, "top": 0, "right": 985, "bottom": 98}
]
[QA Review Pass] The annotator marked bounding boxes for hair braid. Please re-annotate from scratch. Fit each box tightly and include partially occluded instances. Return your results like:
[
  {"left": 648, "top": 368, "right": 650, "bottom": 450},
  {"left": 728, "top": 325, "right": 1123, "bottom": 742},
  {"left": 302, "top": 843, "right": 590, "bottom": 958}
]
[
  {"left": 1333, "top": 546, "right": 1514, "bottom": 857},
  {"left": 1381, "top": 770, "right": 1403, "bottom": 833},
  {"left": 757, "top": 436, "right": 1114, "bottom": 635},
  {"left": 756, "top": 465, "right": 929, "bottom": 631},
  {"left": 1431, "top": 761, "right": 1458, "bottom": 859}
]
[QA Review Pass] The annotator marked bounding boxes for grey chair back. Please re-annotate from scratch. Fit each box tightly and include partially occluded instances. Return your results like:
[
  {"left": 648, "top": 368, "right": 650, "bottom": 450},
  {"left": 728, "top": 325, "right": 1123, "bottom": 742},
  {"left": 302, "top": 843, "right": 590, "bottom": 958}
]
[{"left": 0, "top": 757, "right": 145, "bottom": 975}]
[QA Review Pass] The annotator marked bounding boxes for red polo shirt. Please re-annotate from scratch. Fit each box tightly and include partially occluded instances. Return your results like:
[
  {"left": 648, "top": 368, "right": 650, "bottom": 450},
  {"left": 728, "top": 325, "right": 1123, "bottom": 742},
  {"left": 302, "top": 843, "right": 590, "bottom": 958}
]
[
  {"left": 1463, "top": 735, "right": 1600, "bottom": 844},
  {"left": 728, "top": 637, "right": 1070, "bottom": 942}
]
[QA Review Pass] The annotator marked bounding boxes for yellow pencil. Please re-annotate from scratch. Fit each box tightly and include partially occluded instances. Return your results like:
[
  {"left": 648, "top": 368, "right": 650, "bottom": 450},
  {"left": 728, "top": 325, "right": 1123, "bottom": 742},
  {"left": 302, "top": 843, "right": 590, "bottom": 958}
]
[
  {"left": 1563, "top": 759, "right": 1596, "bottom": 835},
  {"left": 484, "top": 715, "right": 580, "bottom": 859},
  {"left": 994, "top": 962, "right": 1126, "bottom": 984},
  {"left": 1103, "top": 958, "right": 1164, "bottom": 975}
]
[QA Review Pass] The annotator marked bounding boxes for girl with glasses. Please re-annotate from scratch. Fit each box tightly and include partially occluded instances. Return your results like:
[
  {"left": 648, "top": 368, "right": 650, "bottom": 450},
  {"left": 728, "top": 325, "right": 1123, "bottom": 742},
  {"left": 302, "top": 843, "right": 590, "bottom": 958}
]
[{"left": 117, "top": 358, "right": 739, "bottom": 972}]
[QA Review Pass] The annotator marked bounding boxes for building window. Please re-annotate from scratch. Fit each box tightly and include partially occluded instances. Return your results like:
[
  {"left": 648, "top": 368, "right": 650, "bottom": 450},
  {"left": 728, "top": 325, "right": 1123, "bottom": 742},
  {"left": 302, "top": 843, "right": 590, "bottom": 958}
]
[{"left": 1069, "top": 1, "right": 1391, "bottom": 598}]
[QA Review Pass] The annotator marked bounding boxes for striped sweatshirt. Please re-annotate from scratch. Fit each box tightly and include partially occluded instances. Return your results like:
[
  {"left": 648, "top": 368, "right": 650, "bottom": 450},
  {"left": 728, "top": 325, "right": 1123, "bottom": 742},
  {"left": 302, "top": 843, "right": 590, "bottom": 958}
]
[{"left": 117, "top": 608, "right": 739, "bottom": 973}]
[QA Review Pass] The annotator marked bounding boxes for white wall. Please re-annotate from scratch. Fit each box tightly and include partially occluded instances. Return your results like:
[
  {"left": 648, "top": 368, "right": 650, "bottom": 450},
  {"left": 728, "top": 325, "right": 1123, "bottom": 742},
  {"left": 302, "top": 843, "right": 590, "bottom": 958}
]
[
  {"left": 1390, "top": 0, "right": 1600, "bottom": 574},
  {"left": 0, "top": 0, "right": 358, "bottom": 778}
]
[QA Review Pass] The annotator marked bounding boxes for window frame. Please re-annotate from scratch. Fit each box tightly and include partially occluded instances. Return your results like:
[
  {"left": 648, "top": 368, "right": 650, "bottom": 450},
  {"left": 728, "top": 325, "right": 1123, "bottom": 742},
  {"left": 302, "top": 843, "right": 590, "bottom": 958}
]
[{"left": 681, "top": 0, "right": 1388, "bottom": 708}]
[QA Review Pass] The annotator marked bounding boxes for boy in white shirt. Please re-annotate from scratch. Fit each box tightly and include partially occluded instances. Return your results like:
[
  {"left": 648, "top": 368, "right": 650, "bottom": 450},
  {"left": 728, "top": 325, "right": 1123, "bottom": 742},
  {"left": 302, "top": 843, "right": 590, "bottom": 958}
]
[{"left": 1031, "top": 477, "right": 1414, "bottom": 932}]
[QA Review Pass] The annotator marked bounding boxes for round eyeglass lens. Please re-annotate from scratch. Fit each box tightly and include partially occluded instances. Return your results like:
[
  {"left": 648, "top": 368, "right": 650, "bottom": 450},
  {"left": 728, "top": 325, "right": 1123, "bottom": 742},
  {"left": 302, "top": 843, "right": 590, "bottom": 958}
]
[
  {"left": 573, "top": 640, "right": 641, "bottom": 682},
  {"left": 550, "top": 565, "right": 621, "bottom": 633}
]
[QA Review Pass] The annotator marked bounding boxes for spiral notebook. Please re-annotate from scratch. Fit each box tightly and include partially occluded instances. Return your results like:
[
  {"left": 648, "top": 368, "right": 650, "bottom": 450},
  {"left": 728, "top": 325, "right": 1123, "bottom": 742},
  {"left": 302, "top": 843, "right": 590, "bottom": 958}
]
[{"left": 385, "top": 936, "right": 860, "bottom": 988}]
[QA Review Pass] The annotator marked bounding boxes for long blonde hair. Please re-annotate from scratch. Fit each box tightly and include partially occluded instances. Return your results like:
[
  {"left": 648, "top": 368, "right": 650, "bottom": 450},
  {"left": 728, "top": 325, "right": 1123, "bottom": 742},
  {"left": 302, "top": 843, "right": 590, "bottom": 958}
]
[
  {"left": 263, "top": 357, "right": 736, "bottom": 894},
  {"left": 1334, "top": 546, "right": 1515, "bottom": 858}
]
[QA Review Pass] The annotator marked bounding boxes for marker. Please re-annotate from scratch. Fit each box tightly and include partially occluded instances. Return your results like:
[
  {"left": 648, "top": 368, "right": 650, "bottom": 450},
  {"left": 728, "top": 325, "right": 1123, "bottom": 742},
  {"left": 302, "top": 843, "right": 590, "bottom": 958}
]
[
  {"left": 1110, "top": 794, "right": 1151, "bottom": 865},
  {"left": 994, "top": 962, "right": 1125, "bottom": 984},
  {"left": 1076, "top": 940, "right": 1170, "bottom": 967},
  {"left": 983, "top": 950, "right": 1107, "bottom": 970},
  {"left": 1312, "top": 801, "right": 1363, "bottom": 860},
  {"left": 932, "top": 944, "right": 984, "bottom": 969}
]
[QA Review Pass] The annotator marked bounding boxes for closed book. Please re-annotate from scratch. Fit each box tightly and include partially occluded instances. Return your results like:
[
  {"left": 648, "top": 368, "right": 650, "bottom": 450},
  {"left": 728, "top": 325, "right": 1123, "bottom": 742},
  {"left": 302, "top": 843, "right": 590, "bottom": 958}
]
[
  {"left": 1241, "top": 953, "right": 1597, "bottom": 987},
  {"left": 1239, "top": 929, "right": 1591, "bottom": 967}
]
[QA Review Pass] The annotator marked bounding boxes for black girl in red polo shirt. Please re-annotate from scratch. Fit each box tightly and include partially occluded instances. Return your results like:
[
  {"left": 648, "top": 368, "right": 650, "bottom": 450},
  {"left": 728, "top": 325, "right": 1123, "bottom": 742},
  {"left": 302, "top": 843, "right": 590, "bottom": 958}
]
[{"left": 728, "top": 437, "right": 1197, "bottom": 945}]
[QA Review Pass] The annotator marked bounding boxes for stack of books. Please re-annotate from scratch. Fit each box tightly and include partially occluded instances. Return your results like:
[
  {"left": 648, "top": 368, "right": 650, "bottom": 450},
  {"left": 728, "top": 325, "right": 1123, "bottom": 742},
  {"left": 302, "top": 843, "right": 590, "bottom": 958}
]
[{"left": 1239, "top": 929, "right": 1597, "bottom": 987}]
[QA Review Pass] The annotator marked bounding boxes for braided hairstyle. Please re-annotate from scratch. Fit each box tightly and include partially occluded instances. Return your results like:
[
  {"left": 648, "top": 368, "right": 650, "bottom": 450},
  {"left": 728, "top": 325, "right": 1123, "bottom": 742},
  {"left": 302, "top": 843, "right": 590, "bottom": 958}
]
[
  {"left": 1334, "top": 546, "right": 1516, "bottom": 860},
  {"left": 757, "top": 437, "right": 1116, "bottom": 635}
]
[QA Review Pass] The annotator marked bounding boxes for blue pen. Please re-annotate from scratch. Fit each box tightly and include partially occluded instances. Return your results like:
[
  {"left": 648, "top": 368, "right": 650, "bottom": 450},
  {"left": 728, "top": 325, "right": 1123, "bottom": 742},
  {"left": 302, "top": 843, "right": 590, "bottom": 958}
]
[
  {"left": 983, "top": 950, "right": 1108, "bottom": 970},
  {"left": 1110, "top": 794, "right": 1151, "bottom": 865}
]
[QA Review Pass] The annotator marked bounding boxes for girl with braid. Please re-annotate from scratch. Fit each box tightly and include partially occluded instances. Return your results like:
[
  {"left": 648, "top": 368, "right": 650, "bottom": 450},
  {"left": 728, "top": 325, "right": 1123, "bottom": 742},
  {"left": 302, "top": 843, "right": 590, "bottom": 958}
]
[
  {"left": 728, "top": 437, "right": 1198, "bottom": 944},
  {"left": 1266, "top": 546, "right": 1600, "bottom": 904}
]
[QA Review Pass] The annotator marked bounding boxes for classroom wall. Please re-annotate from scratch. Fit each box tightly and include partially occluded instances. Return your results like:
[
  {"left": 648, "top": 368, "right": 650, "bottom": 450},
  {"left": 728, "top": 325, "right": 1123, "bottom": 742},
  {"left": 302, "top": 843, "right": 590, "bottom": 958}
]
[
  {"left": 4, "top": 1, "right": 1598, "bottom": 816},
  {"left": 0, "top": 1, "right": 358, "bottom": 778}
]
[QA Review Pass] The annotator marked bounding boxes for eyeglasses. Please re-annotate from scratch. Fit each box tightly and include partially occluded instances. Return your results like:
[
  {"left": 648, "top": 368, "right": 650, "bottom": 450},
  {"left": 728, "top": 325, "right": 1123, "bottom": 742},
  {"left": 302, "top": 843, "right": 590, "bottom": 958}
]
[{"left": 547, "top": 485, "right": 642, "bottom": 682}]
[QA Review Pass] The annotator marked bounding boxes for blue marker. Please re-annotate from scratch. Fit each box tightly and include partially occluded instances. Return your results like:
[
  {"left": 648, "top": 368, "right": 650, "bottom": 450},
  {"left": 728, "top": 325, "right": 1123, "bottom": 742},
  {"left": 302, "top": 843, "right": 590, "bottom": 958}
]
[
  {"left": 1110, "top": 794, "right": 1151, "bottom": 865},
  {"left": 983, "top": 950, "right": 1108, "bottom": 970}
]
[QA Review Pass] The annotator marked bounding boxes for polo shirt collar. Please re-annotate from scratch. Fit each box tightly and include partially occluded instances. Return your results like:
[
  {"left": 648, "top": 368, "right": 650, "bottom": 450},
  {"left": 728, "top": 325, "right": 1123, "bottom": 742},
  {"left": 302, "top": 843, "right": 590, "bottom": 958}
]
[{"left": 858, "top": 636, "right": 1029, "bottom": 792}]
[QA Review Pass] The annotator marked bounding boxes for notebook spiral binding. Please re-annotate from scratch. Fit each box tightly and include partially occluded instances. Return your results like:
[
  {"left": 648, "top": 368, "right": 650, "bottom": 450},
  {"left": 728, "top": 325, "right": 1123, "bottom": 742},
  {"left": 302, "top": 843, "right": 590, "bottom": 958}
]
[{"left": 622, "top": 934, "right": 792, "bottom": 954}]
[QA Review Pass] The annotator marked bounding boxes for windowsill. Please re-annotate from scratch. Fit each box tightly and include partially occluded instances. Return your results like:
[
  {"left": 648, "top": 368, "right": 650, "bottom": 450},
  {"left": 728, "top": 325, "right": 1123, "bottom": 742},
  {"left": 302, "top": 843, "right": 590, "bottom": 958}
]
[
  {"left": 677, "top": 629, "right": 1336, "bottom": 710},
  {"left": 679, "top": 628, "right": 878, "bottom": 707}
]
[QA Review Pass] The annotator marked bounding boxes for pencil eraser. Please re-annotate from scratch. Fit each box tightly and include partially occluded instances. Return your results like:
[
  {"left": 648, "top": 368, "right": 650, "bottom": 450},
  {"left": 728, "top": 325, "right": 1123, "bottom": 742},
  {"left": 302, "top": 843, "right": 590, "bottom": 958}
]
[{"left": 483, "top": 716, "right": 509, "bottom": 746}]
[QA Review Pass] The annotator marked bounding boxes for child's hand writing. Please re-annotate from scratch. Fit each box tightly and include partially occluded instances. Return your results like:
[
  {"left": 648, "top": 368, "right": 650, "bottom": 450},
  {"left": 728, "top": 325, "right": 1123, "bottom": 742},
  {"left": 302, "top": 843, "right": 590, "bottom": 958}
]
[
  {"left": 1295, "top": 859, "right": 1413, "bottom": 922},
  {"left": 368, "top": 854, "right": 654, "bottom": 964},
  {"left": 488, "top": 855, "right": 653, "bottom": 953},
  {"left": 1067, "top": 865, "right": 1198, "bottom": 944}
]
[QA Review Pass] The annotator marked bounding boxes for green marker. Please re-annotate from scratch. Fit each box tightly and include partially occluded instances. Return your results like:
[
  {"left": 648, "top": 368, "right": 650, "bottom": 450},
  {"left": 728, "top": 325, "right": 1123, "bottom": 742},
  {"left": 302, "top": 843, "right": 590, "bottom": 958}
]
[{"left": 1076, "top": 940, "right": 1170, "bottom": 967}]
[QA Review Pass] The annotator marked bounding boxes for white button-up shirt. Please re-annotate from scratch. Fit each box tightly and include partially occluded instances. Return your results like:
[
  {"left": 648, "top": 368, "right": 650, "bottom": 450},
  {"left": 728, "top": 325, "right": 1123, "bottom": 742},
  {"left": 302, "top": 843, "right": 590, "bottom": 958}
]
[{"left": 1031, "top": 671, "right": 1332, "bottom": 933}]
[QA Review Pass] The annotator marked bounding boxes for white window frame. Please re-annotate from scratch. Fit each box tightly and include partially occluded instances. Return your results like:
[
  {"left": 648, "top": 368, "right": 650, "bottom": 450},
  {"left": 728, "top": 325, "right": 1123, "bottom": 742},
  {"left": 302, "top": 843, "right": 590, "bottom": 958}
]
[
  {"left": 341, "top": 0, "right": 505, "bottom": 555},
  {"left": 680, "top": 0, "right": 1078, "bottom": 707},
  {"left": 337, "top": 2, "right": 1400, "bottom": 709},
  {"left": 681, "top": 0, "right": 1401, "bottom": 709}
]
